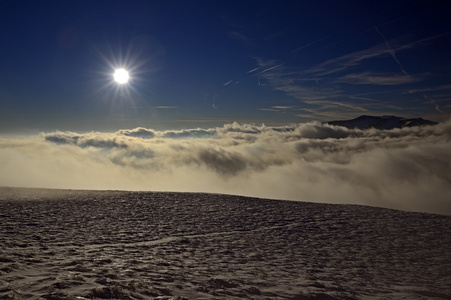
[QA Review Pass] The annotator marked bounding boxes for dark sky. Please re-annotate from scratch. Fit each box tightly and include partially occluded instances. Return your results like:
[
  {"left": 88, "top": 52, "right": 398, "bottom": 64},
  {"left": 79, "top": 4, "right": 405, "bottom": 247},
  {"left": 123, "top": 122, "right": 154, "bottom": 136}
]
[{"left": 1, "top": 0, "right": 450, "bottom": 133}]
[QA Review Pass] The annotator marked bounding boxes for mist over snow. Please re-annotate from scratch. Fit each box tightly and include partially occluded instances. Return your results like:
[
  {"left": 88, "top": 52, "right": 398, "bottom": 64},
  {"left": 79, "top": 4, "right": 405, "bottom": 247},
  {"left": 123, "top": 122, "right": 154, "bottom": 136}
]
[{"left": 1, "top": 120, "right": 450, "bottom": 215}]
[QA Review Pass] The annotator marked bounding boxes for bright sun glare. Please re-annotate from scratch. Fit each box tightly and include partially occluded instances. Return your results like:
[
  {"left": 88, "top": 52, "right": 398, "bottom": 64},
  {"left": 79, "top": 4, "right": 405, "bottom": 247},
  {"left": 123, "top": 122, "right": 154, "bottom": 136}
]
[{"left": 113, "top": 68, "right": 129, "bottom": 84}]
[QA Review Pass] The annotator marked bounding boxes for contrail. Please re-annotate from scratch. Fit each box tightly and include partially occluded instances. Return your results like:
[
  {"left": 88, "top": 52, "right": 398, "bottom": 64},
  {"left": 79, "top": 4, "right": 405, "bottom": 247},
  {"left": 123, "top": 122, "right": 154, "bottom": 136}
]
[
  {"left": 375, "top": 26, "right": 408, "bottom": 75},
  {"left": 423, "top": 93, "right": 445, "bottom": 113},
  {"left": 290, "top": 36, "right": 330, "bottom": 55}
]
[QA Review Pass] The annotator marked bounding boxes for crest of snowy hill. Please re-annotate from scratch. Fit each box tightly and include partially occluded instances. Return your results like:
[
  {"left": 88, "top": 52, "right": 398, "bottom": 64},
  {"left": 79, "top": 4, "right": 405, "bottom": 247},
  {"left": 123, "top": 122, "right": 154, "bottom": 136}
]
[{"left": 325, "top": 115, "right": 438, "bottom": 130}]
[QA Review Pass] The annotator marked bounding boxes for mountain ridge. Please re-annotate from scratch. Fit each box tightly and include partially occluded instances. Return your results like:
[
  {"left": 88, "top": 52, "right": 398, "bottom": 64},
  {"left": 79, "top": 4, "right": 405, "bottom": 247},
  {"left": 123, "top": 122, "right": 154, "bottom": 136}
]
[{"left": 324, "top": 115, "right": 438, "bottom": 130}]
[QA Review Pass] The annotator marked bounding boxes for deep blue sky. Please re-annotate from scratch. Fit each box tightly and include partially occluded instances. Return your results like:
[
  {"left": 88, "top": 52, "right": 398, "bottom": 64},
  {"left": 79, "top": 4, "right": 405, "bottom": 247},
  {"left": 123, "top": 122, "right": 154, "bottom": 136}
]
[{"left": 1, "top": 0, "right": 450, "bottom": 133}]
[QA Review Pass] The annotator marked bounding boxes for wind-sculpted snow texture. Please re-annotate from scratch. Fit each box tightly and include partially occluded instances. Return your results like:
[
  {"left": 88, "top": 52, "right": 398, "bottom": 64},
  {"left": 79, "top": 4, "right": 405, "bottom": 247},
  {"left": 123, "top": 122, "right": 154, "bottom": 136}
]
[
  {"left": 1, "top": 119, "right": 450, "bottom": 214},
  {"left": 1, "top": 188, "right": 450, "bottom": 299}
]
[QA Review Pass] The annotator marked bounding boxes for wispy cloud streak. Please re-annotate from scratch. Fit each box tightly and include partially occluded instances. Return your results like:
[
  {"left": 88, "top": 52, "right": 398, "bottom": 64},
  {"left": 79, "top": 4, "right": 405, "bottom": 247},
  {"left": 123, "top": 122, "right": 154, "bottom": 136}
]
[
  {"left": 252, "top": 30, "right": 444, "bottom": 118},
  {"left": 374, "top": 26, "right": 408, "bottom": 75},
  {"left": 337, "top": 72, "right": 422, "bottom": 85}
]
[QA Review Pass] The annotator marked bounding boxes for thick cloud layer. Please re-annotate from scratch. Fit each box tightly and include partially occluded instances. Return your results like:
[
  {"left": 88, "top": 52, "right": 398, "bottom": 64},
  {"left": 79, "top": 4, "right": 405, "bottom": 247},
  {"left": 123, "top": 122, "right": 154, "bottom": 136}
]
[{"left": 1, "top": 121, "right": 450, "bottom": 214}]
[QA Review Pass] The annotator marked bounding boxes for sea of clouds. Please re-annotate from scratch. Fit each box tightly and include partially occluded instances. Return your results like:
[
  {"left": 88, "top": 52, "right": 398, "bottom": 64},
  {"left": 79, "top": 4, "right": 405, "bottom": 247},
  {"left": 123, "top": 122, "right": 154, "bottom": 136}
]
[{"left": 1, "top": 120, "right": 450, "bottom": 214}]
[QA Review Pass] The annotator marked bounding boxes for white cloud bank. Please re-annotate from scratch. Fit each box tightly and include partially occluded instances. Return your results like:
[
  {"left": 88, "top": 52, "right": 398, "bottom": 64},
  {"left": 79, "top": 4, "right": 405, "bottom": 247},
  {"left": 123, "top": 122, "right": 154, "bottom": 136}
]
[{"left": 1, "top": 121, "right": 450, "bottom": 215}]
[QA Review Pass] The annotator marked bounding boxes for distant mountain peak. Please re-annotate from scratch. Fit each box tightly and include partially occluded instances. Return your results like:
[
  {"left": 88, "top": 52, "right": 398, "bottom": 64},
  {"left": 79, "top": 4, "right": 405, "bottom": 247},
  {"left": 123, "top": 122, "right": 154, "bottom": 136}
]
[{"left": 324, "top": 115, "right": 437, "bottom": 130}]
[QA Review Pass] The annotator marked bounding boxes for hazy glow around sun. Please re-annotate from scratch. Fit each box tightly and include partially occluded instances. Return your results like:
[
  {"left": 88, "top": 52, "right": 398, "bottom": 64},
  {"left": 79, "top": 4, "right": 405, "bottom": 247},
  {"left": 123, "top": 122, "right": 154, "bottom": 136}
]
[{"left": 113, "top": 68, "right": 129, "bottom": 84}]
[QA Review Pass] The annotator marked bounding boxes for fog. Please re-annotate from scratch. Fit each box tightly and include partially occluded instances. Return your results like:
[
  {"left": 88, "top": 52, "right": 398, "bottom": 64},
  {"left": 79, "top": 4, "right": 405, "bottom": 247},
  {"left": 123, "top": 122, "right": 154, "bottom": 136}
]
[{"left": 1, "top": 120, "right": 450, "bottom": 214}]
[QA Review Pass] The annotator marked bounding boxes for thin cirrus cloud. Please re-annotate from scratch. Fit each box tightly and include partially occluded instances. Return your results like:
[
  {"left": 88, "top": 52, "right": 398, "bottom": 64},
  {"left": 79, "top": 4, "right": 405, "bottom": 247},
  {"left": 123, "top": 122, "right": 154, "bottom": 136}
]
[
  {"left": 272, "top": 106, "right": 294, "bottom": 110},
  {"left": 295, "top": 102, "right": 369, "bottom": 121},
  {"left": 1, "top": 121, "right": 450, "bottom": 215},
  {"left": 258, "top": 39, "right": 408, "bottom": 86},
  {"left": 253, "top": 33, "right": 448, "bottom": 119},
  {"left": 303, "top": 101, "right": 368, "bottom": 112},
  {"left": 304, "top": 31, "right": 450, "bottom": 79},
  {"left": 336, "top": 72, "right": 423, "bottom": 85},
  {"left": 406, "top": 84, "right": 451, "bottom": 94},
  {"left": 153, "top": 106, "right": 177, "bottom": 109},
  {"left": 305, "top": 42, "right": 398, "bottom": 77},
  {"left": 260, "top": 106, "right": 295, "bottom": 112}
]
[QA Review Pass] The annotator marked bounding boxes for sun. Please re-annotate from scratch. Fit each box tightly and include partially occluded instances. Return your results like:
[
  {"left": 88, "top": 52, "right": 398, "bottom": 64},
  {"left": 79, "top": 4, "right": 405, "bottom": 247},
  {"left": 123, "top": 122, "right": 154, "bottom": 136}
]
[{"left": 113, "top": 68, "right": 129, "bottom": 84}]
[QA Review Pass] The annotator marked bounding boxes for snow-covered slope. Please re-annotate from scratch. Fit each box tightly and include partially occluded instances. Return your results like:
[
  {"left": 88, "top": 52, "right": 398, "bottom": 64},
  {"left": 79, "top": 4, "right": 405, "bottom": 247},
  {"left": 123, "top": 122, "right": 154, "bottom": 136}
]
[
  {"left": 325, "top": 115, "right": 438, "bottom": 130},
  {"left": 1, "top": 188, "right": 450, "bottom": 299}
]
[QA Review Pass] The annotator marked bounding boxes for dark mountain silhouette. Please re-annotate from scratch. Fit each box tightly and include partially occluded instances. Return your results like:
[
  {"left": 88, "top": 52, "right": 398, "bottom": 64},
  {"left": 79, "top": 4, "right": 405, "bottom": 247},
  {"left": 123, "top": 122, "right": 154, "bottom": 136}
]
[{"left": 325, "top": 115, "right": 438, "bottom": 130}]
